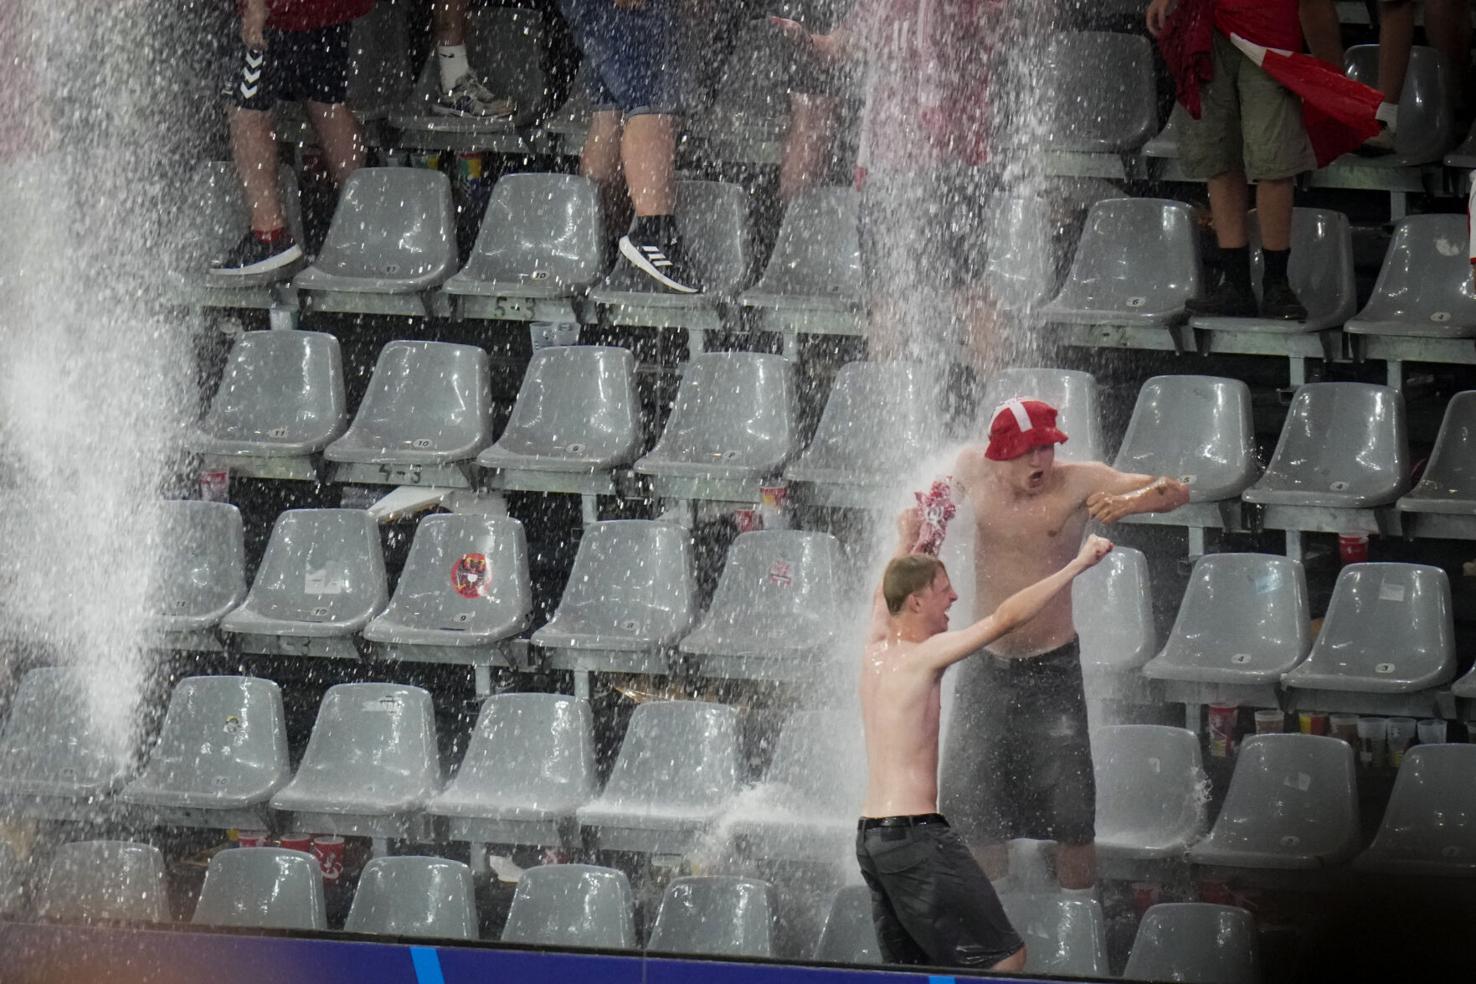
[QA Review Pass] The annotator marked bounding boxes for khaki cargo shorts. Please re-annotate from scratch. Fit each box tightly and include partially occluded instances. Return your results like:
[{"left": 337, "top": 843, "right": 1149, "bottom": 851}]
[{"left": 1180, "top": 32, "right": 1317, "bottom": 182}]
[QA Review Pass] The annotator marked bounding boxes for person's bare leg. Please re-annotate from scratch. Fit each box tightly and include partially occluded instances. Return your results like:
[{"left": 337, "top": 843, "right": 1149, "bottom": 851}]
[
  {"left": 431, "top": 0, "right": 467, "bottom": 44},
  {"left": 778, "top": 93, "right": 838, "bottom": 204},
  {"left": 621, "top": 112, "right": 677, "bottom": 216},
  {"left": 959, "top": 287, "right": 1005, "bottom": 377},
  {"left": 582, "top": 109, "right": 628, "bottom": 225},
  {"left": 1256, "top": 178, "right": 1295, "bottom": 252},
  {"left": 1055, "top": 842, "right": 1097, "bottom": 891},
  {"left": 305, "top": 100, "right": 365, "bottom": 185},
  {"left": 229, "top": 106, "right": 287, "bottom": 232},
  {"left": 1206, "top": 170, "right": 1250, "bottom": 248},
  {"left": 990, "top": 946, "right": 1028, "bottom": 973},
  {"left": 1426, "top": 0, "right": 1471, "bottom": 105},
  {"left": 1376, "top": 0, "right": 1416, "bottom": 102}
]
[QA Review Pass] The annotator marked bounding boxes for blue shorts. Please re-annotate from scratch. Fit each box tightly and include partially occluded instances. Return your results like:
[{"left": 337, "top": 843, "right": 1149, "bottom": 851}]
[{"left": 560, "top": 0, "right": 680, "bottom": 116}]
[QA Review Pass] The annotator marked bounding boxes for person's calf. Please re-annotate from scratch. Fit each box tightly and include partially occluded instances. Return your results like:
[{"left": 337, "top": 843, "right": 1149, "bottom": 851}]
[
  {"left": 990, "top": 945, "right": 1028, "bottom": 973},
  {"left": 1054, "top": 841, "right": 1097, "bottom": 890}
]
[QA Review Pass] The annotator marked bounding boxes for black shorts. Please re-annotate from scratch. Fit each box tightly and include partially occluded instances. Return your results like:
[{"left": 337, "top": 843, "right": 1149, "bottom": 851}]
[
  {"left": 855, "top": 816, "right": 1023, "bottom": 968},
  {"left": 939, "top": 637, "right": 1097, "bottom": 845},
  {"left": 858, "top": 166, "right": 998, "bottom": 295},
  {"left": 225, "top": 23, "right": 353, "bottom": 111}
]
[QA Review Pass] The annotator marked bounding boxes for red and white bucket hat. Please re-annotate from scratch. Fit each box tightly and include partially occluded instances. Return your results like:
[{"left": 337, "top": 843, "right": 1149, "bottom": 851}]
[{"left": 985, "top": 398, "right": 1069, "bottom": 461}]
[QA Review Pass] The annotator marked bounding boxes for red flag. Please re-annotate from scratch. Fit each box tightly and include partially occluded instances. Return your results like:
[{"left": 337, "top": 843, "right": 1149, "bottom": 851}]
[{"left": 1229, "top": 33, "right": 1384, "bottom": 167}]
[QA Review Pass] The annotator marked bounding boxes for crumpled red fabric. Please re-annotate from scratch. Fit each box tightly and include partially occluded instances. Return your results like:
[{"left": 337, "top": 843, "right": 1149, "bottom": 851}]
[{"left": 1155, "top": 0, "right": 1217, "bottom": 119}]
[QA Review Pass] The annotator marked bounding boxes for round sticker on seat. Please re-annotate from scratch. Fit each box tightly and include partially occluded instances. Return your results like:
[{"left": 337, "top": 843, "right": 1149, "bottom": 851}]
[
  {"left": 268, "top": 426, "right": 289, "bottom": 439},
  {"left": 451, "top": 553, "right": 491, "bottom": 599},
  {"left": 1126, "top": 296, "right": 1146, "bottom": 308},
  {"left": 1330, "top": 480, "right": 1349, "bottom": 492},
  {"left": 1442, "top": 845, "right": 1462, "bottom": 858},
  {"left": 621, "top": 618, "right": 640, "bottom": 632},
  {"left": 1231, "top": 653, "right": 1251, "bottom": 664},
  {"left": 1431, "top": 311, "right": 1451, "bottom": 323},
  {"left": 567, "top": 442, "right": 586, "bottom": 454},
  {"left": 1280, "top": 835, "right": 1300, "bottom": 848},
  {"left": 531, "top": 269, "right": 549, "bottom": 281},
  {"left": 1376, "top": 662, "right": 1395, "bottom": 674},
  {"left": 412, "top": 438, "right": 433, "bottom": 449}
]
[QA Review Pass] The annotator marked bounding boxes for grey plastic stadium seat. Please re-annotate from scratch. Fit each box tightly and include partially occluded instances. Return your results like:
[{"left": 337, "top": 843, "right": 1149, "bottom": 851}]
[
  {"left": 363, "top": 514, "right": 530, "bottom": 663},
  {"left": 545, "top": 60, "right": 598, "bottom": 153},
  {"left": 501, "top": 863, "right": 637, "bottom": 949},
  {"left": 325, "top": 340, "right": 491, "bottom": 486},
  {"left": 477, "top": 346, "right": 640, "bottom": 487},
  {"left": 532, "top": 521, "right": 696, "bottom": 674},
  {"left": 1123, "top": 903, "right": 1260, "bottom": 984},
  {"left": 577, "top": 701, "right": 740, "bottom": 854},
  {"left": 729, "top": 710, "right": 865, "bottom": 861},
  {"left": 1042, "top": 199, "right": 1200, "bottom": 327},
  {"left": 647, "top": 876, "right": 776, "bottom": 958},
  {"left": 346, "top": 0, "right": 412, "bottom": 120},
  {"left": 1345, "top": 45, "right": 1454, "bottom": 166},
  {"left": 1283, "top": 564, "right": 1454, "bottom": 713},
  {"left": 1447, "top": 118, "right": 1476, "bottom": 167},
  {"left": 188, "top": 330, "right": 348, "bottom": 479},
  {"left": 1074, "top": 547, "right": 1156, "bottom": 691},
  {"left": 679, "top": 530, "right": 844, "bottom": 680},
  {"left": 0, "top": 842, "right": 21, "bottom": 915},
  {"left": 181, "top": 162, "right": 304, "bottom": 287},
  {"left": 689, "top": 18, "right": 790, "bottom": 161},
  {"left": 393, "top": 5, "right": 547, "bottom": 131},
  {"left": 219, "top": 509, "right": 387, "bottom": 659},
  {"left": 443, "top": 173, "right": 606, "bottom": 310},
  {"left": 1187, "top": 734, "right": 1360, "bottom": 869},
  {"left": 1144, "top": 104, "right": 1189, "bottom": 158},
  {"left": 193, "top": 847, "right": 326, "bottom": 931},
  {"left": 980, "top": 367, "right": 1103, "bottom": 463},
  {"left": 998, "top": 893, "right": 1109, "bottom": 978},
  {"left": 740, "top": 186, "right": 862, "bottom": 317},
  {"left": 1347, "top": 216, "right": 1476, "bottom": 339},
  {"left": 1093, "top": 725, "right": 1207, "bottom": 862},
  {"left": 786, "top": 362, "right": 943, "bottom": 497},
  {"left": 1192, "top": 208, "right": 1357, "bottom": 335},
  {"left": 1143, "top": 554, "right": 1312, "bottom": 707},
  {"left": 0, "top": 667, "right": 134, "bottom": 819},
  {"left": 1114, "top": 376, "right": 1259, "bottom": 500},
  {"left": 1355, "top": 744, "right": 1476, "bottom": 876},
  {"left": 814, "top": 884, "right": 880, "bottom": 964},
  {"left": 1399, "top": 391, "right": 1476, "bottom": 516},
  {"left": 37, "top": 841, "right": 169, "bottom": 923},
  {"left": 1042, "top": 32, "right": 1156, "bottom": 153},
  {"left": 344, "top": 857, "right": 477, "bottom": 940},
  {"left": 293, "top": 168, "right": 455, "bottom": 297},
  {"left": 270, "top": 683, "right": 441, "bottom": 838},
  {"left": 428, "top": 693, "right": 595, "bottom": 848},
  {"left": 143, "top": 500, "right": 247, "bottom": 646},
  {"left": 119, "top": 676, "right": 289, "bottom": 830},
  {"left": 983, "top": 196, "right": 1059, "bottom": 312},
  {"left": 635, "top": 353, "right": 796, "bottom": 500},
  {"left": 1243, "top": 383, "right": 1409, "bottom": 508}
]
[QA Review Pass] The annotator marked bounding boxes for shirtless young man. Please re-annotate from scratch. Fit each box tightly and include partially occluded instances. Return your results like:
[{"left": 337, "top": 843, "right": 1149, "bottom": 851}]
[
  {"left": 940, "top": 398, "right": 1190, "bottom": 890},
  {"left": 857, "top": 507, "right": 1113, "bottom": 970}
]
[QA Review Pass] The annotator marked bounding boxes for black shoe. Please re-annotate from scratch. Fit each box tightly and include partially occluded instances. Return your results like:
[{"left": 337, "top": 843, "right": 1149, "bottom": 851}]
[
  {"left": 617, "top": 231, "right": 702, "bottom": 294},
  {"left": 1184, "top": 277, "right": 1257, "bottom": 318},
  {"left": 211, "top": 231, "right": 303, "bottom": 277},
  {"left": 1261, "top": 280, "right": 1308, "bottom": 321}
]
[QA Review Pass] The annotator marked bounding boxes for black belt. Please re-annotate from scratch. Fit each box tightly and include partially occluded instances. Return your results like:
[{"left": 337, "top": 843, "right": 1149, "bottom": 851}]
[{"left": 858, "top": 813, "right": 949, "bottom": 830}]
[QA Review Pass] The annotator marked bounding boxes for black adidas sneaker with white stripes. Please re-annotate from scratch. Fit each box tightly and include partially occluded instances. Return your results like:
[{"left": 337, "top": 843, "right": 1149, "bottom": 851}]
[{"left": 617, "top": 231, "right": 702, "bottom": 294}]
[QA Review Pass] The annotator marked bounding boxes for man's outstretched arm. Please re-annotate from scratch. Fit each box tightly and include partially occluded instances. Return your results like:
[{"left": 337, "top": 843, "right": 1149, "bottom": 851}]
[{"left": 1080, "top": 462, "right": 1191, "bottom": 524}]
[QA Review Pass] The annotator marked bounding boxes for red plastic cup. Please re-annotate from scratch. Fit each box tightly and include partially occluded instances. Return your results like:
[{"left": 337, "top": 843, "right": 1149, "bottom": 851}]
[
  {"left": 1298, "top": 711, "right": 1330, "bottom": 737},
  {"left": 1338, "top": 533, "right": 1369, "bottom": 565},
  {"left": 1207, "top": 703, "right": 1239, "bottom": 758},
  {"left": 1131, "top": 882, "right": 1161, "bottom": 916},
  {"left": 733, "top": 508, "right": 763, "bottom": 533},
  {"left": 1199, "top": 879, "right": 1234, "bottom": 905},
  {"left": 236, "top": 830, "right": 269, "bottom": 848},
  {"left": 199, "top": 468, "right": 230, "bottom": 503},
  {"left": 278, "top": 834, "right": 312, "bottom": 854},
  {"left": 311, "top": 836, "right": 346, "bottom": 883}
]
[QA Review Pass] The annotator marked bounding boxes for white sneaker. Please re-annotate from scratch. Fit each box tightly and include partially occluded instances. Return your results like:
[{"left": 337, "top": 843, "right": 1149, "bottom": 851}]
[{"left": 434, "top": 73, "right": 515, "bottom": 120}]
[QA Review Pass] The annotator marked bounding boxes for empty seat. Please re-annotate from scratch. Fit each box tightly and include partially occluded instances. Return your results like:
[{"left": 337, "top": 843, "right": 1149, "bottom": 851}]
[
  {"left": 293, "top": 168, "right": 455, "bottom": 298},
  {"left": 998, "top": 893, "right": 1109, "bottom": 978},
  {"left": 0, "top": 842, "right": 21, "bottom": 915},
  {"left": 1041, "top": 32, "right": 1156, "bottom": 153},
  {"left": 1346, "top": 215, "right": 1476, "bottom": 339},
  {"left": 1092, "top": 725, "right": 1207, "bottom": 861},
  {"left": 143, "top": 500, "right": 247, "bottom": 645},
  {"left": 647, "top": 876, "right": 776, "bottom": 958},
  {"left": 1243, "top": 383, "right": 1409, "bottom": 508},
  {"left": 1123, "top": 903, "right": 1260, "bottom": 984},
  {"left": 1186, "top": 734, "right": 1360, "bottom": 869},
  {"left": 270, "top": 683, "right": 441, "bottom": 838},
  {"left": 36, "top": 841, "right": 169, "bottom": 923},
  {"left": 118, "top": 676, "right": 289, "bottom": 829},
  {"left": 1074, "top": 546, "right": 1156, "bottom": 677},
  {"left": 814, "top": 884, "right": 880, "bottom": 964},
  {"left": 1446, "top": 118, "right": 1476, "bottom": 167},
  {"left": 1191, "top": 208, "right": 1357, "bottom": 335},
  {"left": 219, "top": 508, "right": 388, "bottom": 659},
  {"left": 1144, "top": 103, "right": 1189, "bottom": 158},
  {"left": 443, "top": 173, "right": 606, "bottom": 306},
  {"left": 635, "top": 353, "right": 796, "bottom": 499},
  {"left": 1344, "top": 45, "right": 1454, "bottom": 166},
  {"left": 343, "top": 856, "right": 477, "bottom": 940},
  {"left": 1143, "top": 554, "right": 1311, "bottom": 706},
  {"left": 1399, "top": 391, "right": 1476, "bottom": 515},
  {"left": 532, "top": 521, "right": 696, "bottom": 672},
  {"left": 187, "top": 330, "right": 348, "bottom": 478},
  {"left": 346, "top": 0, "right": 412, "bottom": 120},
  {"left": 428, "top": 693, "right": 595, "bottom": 848},
  {"left": 325, "top": 340, "right": 491, "bottom": 485},
  {"left": 193, "top": 847, "right": 326, "bottom": 930},
  {"left": 476, "top": 346, "right": 640, "bottom": 484},
  {"left": 785, "top": 362, "right": 944, "bottom": 494},
  {"left": 729, "top": 710, "right": 865, "bottom": 861},
  {"left": 576, "top": 700, "right": 740, "bottom": 854},
  {"left": 362, "top": 514, "right": 530, "bottom": 662},
  {"left": 739, "top": 186, "right": 862, "bottom": 316},
  {"left": 1042, "top": 198, "right": 1200, "bottom": 327},
  {"left": 180, "top": 162, "right": 304, "bottom": 287},
  {"left": 501, "top": 863, "right": 637, "bottom": 949},
  {"left": 679, "top": 530, "right": 844, "bottom": 679},
  {"left": 393, "top": 5, "right": 547, "bottom": 130},
  {"left": 1283, "top": 564, "right": 1455, "bottom": 711},
  {"left": 982, "top": 196, "right": 1059, "bottom": 312},
  {"left": 1355, "top": 744, "right": 1476, "bottom": 876},
  {"left": 981, "top": 367, "right": 1103, "bottom": 462},
  {"left": 0, "top": 666, "right": 134, "bottom": 819},
  {"left": 1113, "top": 376, "right": 1259, "bottom": 500}
]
